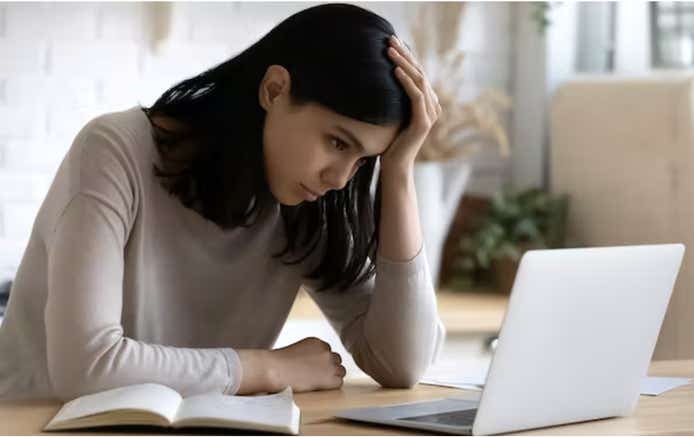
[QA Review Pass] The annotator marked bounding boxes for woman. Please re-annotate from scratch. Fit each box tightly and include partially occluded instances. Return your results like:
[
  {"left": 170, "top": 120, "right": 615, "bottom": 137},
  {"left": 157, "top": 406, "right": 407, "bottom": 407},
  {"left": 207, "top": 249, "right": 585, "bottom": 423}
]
[{"left": 0, "top": 3, "right": 445, "bottom": 401}]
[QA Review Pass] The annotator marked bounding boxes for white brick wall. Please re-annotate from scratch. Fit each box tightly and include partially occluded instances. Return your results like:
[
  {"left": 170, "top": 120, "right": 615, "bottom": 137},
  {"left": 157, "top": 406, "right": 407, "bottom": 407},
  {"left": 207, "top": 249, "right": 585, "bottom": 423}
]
[
  {"left": 0, "top": 2, "right": 226, "bottom": 278},
  {"left": 0, "top": 2, "right": 511, "bottom": 279}
]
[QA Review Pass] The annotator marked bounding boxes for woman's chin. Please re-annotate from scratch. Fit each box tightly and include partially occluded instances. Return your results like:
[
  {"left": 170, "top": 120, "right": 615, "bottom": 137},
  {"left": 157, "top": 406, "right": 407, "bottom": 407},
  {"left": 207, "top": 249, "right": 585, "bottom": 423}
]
[
  {"left": 280, "top": 199, "right": 304, "bottom": 206},
  {"left": 274, "top": 191, "right": 304, "bottom": 206}
]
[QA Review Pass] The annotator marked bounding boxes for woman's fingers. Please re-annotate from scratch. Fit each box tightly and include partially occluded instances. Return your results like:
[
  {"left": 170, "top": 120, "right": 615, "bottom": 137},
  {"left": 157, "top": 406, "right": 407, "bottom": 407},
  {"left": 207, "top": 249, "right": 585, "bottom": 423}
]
[
  {"left": 388, "top": 46, "right": 424, "bottom": 89},
  {"left": 394, "top": 66, "right": 430, "bottom": 133},
  {"left": 425, "top": 83, "right": 439, "bottom": 121},
  {"left": 389, "top": 50, "right": 432, "bottom": 122},
  {"left": 390, "top": 35, "right": 424, "bottom": 73},
  {"left": 388, "top": 47, "right": 436, "bottom": 121},
  {"left": 432, "top": 87, "right": 442, "bottom": 117},
  {"left": 389, "top": 36, "right": 440, "bottom": 123}
]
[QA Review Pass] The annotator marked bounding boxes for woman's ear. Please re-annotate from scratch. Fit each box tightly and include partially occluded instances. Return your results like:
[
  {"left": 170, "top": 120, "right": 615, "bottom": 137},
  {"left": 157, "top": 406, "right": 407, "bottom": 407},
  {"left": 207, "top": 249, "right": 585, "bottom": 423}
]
[{"left": 259, "top": 65, "right": 291, "bottom": 111}]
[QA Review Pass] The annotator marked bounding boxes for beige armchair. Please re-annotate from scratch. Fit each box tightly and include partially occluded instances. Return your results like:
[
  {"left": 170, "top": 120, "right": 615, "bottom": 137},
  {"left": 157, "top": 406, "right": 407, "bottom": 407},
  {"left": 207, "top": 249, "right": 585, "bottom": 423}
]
[{"left": 550, "top": 75, "right": 694, "bottom": 360}]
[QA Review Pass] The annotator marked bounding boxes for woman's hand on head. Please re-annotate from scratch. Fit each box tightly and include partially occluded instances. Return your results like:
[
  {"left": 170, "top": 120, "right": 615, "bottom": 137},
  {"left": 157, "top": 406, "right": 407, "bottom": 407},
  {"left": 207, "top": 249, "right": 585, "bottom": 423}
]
[
  {"left": 381, "top": 35, "right": 442, "bottom": 171},
  {"left": 236, "top": 337, "right": 345, "bottom": 395}
]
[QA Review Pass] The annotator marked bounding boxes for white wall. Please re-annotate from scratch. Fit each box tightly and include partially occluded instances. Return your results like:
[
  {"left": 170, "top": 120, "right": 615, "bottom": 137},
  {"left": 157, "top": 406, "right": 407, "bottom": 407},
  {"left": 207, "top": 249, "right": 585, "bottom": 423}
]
[
  {"left": 457, "top": 2, "right": 513, "bottom": 197},
  {"left": 0, "top": 2, "right": 228, "bottom": 279},
  {"left": 615, "top": 1, "right": 651, "bottom": 74},
  {"left": 508, "top": 2, "right": 547, "bottom": 192},
  {"left": 576, "top": 2, "right": 615, "bottom": 73},
  {"left": 0, "top": 2, "right": 512, "bottom": 279}
]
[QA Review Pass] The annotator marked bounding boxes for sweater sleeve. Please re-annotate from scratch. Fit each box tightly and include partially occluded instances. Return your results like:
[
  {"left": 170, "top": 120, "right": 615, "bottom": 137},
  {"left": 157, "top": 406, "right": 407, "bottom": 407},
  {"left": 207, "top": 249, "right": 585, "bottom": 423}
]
[
  {"left": 301, "top": 242, "right": 446, "bottom": 388},
  {"left": 43, "top": 121, "right": 242, "bottom": 402}
]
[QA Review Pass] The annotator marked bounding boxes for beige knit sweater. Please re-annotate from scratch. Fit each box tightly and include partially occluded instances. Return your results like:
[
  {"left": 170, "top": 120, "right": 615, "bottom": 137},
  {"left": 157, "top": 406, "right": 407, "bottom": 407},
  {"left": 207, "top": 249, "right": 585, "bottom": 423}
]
[{"left": 0, "top": 106, "right": 445, "bottom": 401}]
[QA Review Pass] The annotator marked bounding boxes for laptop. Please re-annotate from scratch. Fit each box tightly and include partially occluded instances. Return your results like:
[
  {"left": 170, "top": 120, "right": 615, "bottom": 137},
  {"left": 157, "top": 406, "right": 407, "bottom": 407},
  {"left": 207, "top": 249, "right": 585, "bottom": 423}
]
[{"left": 335, "top": 244, "right": 685, "bottom": 435}]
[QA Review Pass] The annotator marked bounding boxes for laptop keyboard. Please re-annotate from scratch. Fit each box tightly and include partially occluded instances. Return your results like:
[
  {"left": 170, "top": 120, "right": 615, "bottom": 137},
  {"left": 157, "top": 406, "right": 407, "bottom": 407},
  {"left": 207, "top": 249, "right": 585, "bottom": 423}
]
[{"left": 399, "top": 408, "right": 478, "bottom": 426}]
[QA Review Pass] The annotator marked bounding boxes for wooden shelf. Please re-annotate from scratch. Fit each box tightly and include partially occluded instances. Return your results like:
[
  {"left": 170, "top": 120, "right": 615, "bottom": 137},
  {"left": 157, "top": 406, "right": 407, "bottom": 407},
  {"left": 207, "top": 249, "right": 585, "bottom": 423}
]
[
  {"left": 288, "top": 287, "right": 509, "bottom": 335},
  {"left": 437, "top": 288, "right": 509, "bottom": 334}
]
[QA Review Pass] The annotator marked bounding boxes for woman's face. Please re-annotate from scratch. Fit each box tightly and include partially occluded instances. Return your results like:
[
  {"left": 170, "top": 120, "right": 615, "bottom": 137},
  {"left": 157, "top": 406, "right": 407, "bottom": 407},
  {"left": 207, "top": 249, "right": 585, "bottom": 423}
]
[{"left": 260, "top": 65, "right": 399, "bottom": 206}]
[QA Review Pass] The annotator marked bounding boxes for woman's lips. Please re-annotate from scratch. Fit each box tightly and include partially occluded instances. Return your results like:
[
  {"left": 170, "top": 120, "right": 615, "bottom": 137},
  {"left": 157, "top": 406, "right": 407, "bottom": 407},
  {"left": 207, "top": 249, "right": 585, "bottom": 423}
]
[{"left": 300, "top": 183, "right": 320, "bottom": 200}]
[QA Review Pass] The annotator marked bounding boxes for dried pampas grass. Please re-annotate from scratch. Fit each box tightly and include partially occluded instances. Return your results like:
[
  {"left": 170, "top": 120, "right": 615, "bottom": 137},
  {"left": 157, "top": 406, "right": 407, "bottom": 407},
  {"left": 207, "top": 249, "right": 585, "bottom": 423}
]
[{"left": 409, "top": 3, "right": 512, "bottom": 162}]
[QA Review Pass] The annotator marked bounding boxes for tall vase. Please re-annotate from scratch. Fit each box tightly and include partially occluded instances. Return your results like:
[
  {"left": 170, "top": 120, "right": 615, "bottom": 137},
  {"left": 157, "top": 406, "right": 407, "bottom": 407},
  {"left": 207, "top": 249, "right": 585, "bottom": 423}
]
[{"left": 413, "top": 158, "right": 472, "bottom": 288}]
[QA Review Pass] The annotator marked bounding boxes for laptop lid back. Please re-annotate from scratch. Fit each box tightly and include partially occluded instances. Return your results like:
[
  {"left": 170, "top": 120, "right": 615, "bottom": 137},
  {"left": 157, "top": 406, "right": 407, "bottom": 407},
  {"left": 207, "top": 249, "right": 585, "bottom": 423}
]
[{"left": 472, "top": 244, "right": 685, "bottom": 435}]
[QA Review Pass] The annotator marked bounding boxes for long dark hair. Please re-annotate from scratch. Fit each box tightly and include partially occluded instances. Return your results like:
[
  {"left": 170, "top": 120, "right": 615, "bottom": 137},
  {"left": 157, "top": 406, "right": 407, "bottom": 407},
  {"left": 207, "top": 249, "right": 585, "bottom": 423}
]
[{"left": 141, "top": 3, "right": 411, "bottom": 292}]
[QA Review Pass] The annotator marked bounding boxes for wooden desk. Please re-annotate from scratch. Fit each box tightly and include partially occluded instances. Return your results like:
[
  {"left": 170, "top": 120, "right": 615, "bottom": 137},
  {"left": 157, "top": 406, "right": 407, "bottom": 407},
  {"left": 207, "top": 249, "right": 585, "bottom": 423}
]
[{"left": 1, "top": 360, "right": 692, "bottom": 435}]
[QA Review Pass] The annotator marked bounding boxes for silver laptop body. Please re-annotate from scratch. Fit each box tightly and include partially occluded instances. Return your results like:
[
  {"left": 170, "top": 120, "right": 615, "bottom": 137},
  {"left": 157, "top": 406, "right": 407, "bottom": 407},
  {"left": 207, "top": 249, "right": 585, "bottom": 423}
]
[{"left": 336, "top": 244, "right": 685, "bottom": 435}]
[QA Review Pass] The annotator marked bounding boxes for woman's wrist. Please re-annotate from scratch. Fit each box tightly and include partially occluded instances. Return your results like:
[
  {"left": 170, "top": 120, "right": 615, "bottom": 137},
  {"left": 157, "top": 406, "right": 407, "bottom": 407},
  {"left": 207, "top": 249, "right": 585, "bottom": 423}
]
[{"left": 236, "top": 349, "right": 277, "bottom": 395}]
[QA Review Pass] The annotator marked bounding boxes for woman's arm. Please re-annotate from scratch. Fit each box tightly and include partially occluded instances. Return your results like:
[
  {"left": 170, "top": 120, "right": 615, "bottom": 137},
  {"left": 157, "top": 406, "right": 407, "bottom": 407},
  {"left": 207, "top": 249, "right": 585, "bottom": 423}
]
[
  {"left": 45, "top": 123, "right": 242, "bottom": 401},
  {"left": 377, "top": 163, "right": 421, "bottom": 262},
  {"left": 302, "top": 161, "right": 445, "bottom": 388},
  {"left": 378, "top": 34, "right": 442, "bottom": 261}
]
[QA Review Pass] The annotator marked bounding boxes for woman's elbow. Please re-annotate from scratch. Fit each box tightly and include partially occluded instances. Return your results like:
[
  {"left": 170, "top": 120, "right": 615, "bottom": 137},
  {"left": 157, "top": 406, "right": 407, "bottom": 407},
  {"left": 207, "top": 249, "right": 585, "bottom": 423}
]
[
  {"left": 49, "top": 362, "right": 126, "bottom": 402},
  {"left": 377, "top": 325, "right": 446, "bottom": 388},
  {"left": 372, "top": 363, "right": 427, "bottom": 388},
  {"left": 48, "top": 362, "right": 96, "bottom": 402},
  {"left": 47, "top": 344, "right": 120, "bottom": 401},
  {"left": 358, "top": 318, "right": 446, "bottom": 389}
]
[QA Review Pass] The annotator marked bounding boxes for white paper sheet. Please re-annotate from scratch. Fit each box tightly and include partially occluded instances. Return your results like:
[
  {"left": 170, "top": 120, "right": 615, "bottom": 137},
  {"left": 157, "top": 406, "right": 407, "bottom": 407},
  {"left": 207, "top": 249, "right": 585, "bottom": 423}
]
[
  {"left": 639, "top": 376, "right": 691, "bottom": 396},
  {"left": 421, "top": 376, "right": 691, "bottom": 396},
  {"left": 421, "top": 376, "right": 486, "bottom": 391}
]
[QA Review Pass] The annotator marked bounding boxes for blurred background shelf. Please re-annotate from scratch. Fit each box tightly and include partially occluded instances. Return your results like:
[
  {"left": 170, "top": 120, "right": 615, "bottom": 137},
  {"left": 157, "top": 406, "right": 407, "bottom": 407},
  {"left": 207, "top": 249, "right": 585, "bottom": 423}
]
[{"left": 288, "top": 287, "right": 509, "bottom": 335}]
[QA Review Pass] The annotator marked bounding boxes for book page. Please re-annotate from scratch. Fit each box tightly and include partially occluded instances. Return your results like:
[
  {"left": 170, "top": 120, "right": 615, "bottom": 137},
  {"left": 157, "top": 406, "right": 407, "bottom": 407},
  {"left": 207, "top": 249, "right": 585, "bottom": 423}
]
[
  {"left": 173, "top": 387, "right": 296, "bottom": 430},
  {"left": 45, "top": 383, "right": 182, "bottom": 428}
]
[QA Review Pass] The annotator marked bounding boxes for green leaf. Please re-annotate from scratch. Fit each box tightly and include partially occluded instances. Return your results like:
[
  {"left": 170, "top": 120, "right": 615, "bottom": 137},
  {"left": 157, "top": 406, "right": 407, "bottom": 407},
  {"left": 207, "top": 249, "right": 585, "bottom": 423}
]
[
  {"left": 448, "top": 185, "right": 570, "bottom": 285},
  {"left": 496, "top": 242, "right": 522, "bottom": 261},
  {"left": 513, "top": 217, "right": 542, "bottom": 241}
]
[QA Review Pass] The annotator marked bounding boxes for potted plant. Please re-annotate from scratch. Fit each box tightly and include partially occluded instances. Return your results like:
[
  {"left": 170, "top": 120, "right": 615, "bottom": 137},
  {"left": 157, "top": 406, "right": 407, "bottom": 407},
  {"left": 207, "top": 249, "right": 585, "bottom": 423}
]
[{"left": 447, "top": 187, "right": 570, "bottom": 294}]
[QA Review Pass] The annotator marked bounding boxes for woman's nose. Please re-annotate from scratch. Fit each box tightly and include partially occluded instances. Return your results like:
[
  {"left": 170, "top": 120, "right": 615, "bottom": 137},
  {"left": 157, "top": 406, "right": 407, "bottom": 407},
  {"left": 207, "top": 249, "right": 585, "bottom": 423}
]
[{"left": 322, "top": 163, "right": 355, "bottom": 191}]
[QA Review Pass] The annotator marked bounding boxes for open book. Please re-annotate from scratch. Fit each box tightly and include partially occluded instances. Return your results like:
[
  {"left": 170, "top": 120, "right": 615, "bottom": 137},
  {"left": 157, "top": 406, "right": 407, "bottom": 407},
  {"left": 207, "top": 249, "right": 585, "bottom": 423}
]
[{"left": 43, "top": 383, "right": 300, "bottom": 435}]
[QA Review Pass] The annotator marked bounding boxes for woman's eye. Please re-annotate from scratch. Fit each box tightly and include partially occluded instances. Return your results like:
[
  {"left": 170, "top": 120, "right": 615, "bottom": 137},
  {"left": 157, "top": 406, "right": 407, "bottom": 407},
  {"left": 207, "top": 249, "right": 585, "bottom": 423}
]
[
  {"left": 329, "top": 136, "right": 367, "bottom": 166},
  {"left": 330, "top": 136, "right": 348, "bottom": 151}
]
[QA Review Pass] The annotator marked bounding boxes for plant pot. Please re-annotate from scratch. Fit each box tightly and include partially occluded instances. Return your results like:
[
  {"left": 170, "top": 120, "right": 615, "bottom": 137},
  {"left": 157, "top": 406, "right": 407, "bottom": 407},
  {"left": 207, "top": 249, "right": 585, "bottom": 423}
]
[
  {"left": 413, "top": 159, "right": 472, "bottom": 288},
  {"left": 491, "top": 243, "right": 540, "bottom": 294},
  {"left": 491, "top": 256, "right": 519, "bottom": 295}
]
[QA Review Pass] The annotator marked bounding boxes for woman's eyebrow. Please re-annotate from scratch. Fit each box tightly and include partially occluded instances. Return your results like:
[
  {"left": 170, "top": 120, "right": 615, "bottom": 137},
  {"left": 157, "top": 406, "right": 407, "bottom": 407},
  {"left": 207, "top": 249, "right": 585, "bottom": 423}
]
[{"left": 334, "top": 125, "right": 367, "bottom": 154}]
